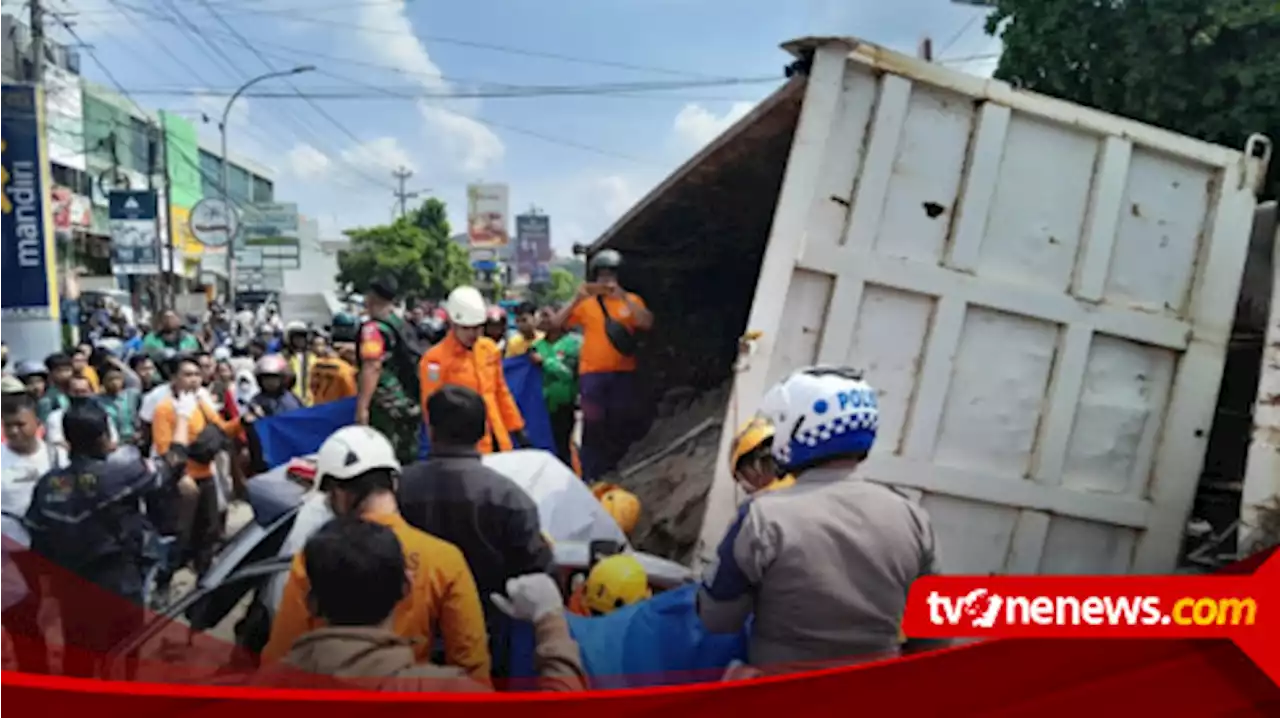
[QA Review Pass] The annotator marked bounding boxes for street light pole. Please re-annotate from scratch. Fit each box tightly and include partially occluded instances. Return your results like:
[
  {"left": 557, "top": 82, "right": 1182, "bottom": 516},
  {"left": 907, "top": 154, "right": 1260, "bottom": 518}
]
[{"left": 221, "top": 65, "right": 315, "bottom": 309}]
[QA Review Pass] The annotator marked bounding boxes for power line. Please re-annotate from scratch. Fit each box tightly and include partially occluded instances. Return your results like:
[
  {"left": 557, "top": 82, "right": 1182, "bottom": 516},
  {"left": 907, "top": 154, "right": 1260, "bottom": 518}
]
[
  {"left": 293, "top": 56, "right": 660, "bottom": 165},
  {"left": 101, "top": 76, "right": 779, "bottom": 99},
  {"left": 104, "top": 0, "right": 716, "bottom": 78},
  {"left": 76, "top": 2, "right": 775, "bottom": 101},
  {"left": 938, "top": 12, "right": 983, "bottom": 60},
  {"left": 149, "top": 0, "right": 401, "bottom": 192},
  {"left": 64, "top": 8, "right": 345, "bottom": 183},
  {"left": 105, "top": 0, "right": 217, "bottom": 88},
  {"left": 192, "top": 0, "right": 397, "bottom": 190}
]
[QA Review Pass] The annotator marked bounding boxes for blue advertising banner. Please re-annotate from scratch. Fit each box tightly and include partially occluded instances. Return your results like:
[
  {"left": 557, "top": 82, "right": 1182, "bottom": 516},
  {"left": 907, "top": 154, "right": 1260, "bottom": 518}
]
[
  {"left": 109, "top": 189, "right": 161, "bottom": 274},
  {"left": 1, "top": 84, "right": 59, "bottom": 319}
]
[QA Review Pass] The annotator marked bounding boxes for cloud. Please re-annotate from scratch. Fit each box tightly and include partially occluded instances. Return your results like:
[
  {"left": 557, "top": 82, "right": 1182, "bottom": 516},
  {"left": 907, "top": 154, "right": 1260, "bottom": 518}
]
[
  {"left": 285, "top": 143, "right": 331, "bottom": 178},
  {"left": 353, "top": 1, "right": 505, "bottom": 174},
  {"left": 418, "top": 104, "right": 504, "bottom": 175},
  {"left": 340, "top": 136, "right": 416, "bottom": 175},
  {"left": 529, "top": 171, "right": 656, "bottom": 252},
  {"left": 672, "top": 102, "right": 753, "bottom": 150},
  {"left": 595, "top": 175, "right": 642, "bottom": 219}
]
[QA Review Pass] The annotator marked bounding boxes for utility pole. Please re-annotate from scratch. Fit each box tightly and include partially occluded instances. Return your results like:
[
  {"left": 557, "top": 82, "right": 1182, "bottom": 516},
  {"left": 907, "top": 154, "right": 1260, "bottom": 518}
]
[
  {"left": 30, "top": 0, "right": 45, "bottom": 82},
  {"left": 392, "top": 166, "right": 417, "bottom": 218},
  {"left": 918, "top": 36, "right": 934, "bottom": 61},
  {"left": 153, "top": 119, "right": 177, "bottom": 310}
]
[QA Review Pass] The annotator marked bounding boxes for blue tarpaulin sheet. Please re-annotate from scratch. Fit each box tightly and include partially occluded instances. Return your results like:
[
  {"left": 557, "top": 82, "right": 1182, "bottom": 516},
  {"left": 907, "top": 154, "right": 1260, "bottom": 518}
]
[
  {"left": 254, "top": 356, "right": 555, "bottom": 468},
  {"left": 508, "top": 584, "right": 748, "bottom": 687}
]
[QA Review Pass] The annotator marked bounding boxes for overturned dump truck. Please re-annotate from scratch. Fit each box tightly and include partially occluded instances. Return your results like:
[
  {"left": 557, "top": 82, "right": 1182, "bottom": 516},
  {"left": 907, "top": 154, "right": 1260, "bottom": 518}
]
[{"left": 591, "top": 36, "right": 1273, "bottom": 576}]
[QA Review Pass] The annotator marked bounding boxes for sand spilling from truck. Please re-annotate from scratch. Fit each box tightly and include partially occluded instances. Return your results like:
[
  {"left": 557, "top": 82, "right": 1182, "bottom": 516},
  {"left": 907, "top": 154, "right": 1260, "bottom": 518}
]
[{"left": 606, "top": 382, "right": 731, "bottom": 566}]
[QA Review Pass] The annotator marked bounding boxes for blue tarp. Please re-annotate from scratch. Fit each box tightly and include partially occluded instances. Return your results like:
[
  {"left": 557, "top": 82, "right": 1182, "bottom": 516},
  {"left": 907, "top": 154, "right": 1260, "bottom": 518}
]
[
  {"left": 254, "top": 356, "right": 555, "bottom": 468},
  {"left": 508, "top": 584, "right": 748, "bottom": 687}
]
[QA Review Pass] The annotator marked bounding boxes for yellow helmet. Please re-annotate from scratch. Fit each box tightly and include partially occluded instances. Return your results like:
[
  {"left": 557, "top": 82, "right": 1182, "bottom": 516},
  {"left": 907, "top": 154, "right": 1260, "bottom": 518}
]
[
  {"left": 583, "top": 554, "right": 651, "bottom": 616},
  {"left": 600, "top": 488, "right": 641, "bottom": 535},
  {"left": 730, "top": 417, "right": 775, "bottom": 470}
]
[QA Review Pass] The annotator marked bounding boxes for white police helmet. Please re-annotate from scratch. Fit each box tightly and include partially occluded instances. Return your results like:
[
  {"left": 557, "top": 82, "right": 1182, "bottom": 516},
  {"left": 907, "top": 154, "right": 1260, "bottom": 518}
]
[{"left": 756, "top": 366, "right": 878, "bottom": 471}]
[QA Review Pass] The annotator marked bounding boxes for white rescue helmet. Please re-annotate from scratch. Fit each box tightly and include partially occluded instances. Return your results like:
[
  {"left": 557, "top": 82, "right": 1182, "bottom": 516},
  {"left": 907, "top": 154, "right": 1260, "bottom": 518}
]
[
  {"left": 315, "top": 425, "right": 402, "bottom": 486},
  {"left": 756, "top": 366, "right": 879, "bottom": 471},
  {"left": 285, "top": 320, "right": 309, "bottom": 335},
  {"left": 445, "top": 286, "right": 487, "bottom": 328}
]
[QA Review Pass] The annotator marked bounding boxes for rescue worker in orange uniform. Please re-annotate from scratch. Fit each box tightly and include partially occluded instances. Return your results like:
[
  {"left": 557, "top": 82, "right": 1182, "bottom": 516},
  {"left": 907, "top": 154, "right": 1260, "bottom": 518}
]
[{"left": 419, "top": 286, "right": 528, "bottom": 453}]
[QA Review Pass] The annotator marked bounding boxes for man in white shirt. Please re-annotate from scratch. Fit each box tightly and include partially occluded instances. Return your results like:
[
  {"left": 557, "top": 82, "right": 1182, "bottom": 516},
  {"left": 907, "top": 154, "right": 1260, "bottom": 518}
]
[
  {"left": 1, "top": 392, "right": 55, "bottom": 673},
  {"left": 45, "top": 376, "right": 116, "bottom": 464}
]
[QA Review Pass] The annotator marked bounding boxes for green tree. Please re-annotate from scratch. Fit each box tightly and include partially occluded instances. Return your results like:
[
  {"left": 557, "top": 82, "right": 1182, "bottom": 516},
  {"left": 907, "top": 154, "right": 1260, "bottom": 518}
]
[
  {"left": 985, "top": 0, "right": 1279, "bottom": 197},
  {"left": 529, "top": 267, "right": 580, "bottom": 306},
  {"left": 336, "top": 198, "right": 474, "bottom": 300}
]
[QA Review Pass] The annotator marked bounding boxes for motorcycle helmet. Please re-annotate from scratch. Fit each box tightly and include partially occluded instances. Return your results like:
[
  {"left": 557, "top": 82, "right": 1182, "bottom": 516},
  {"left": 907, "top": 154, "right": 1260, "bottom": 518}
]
[{"left": 756, "top": 366, "right": 879, "bottom": 472}]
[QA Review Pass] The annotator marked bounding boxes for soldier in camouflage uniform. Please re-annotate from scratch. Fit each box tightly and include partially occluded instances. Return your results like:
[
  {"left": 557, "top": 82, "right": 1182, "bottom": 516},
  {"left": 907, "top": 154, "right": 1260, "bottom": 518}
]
[{"left": 355, "top": 277, "right": 424, "bottom": 466}]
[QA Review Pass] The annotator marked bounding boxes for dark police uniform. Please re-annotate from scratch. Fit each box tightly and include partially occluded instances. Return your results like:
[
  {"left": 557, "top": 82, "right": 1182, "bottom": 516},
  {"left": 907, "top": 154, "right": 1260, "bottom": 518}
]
[{"left": 24, "top": 446, "right": 163, "bottom": 676}]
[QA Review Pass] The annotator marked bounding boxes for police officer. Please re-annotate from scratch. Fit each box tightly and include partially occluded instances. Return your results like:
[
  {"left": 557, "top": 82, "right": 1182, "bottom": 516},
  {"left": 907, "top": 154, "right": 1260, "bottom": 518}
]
[
  {"left": 24, "top": 402, "right": 168, "bottom": 678},
  {"left": 355, "top": 276, "right": 424, "bottom": 466}
]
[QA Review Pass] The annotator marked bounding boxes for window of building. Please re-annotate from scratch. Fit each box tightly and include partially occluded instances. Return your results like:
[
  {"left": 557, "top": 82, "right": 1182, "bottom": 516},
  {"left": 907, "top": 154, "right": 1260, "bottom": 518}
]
[
  {"left": 127, "top": 117, "right": 154, "bottom": 174},
  {"left": 50, "top": 164, "right": 92, "bottom": 197},
  {"left": 199, "top": 149, "right": 222, "bottom": 197},
  {"left": 252, "top": 176, "right": 273, "bottom": 203},
  {"left": 228, "top": 164, "right": 252, "bottom": 204}
]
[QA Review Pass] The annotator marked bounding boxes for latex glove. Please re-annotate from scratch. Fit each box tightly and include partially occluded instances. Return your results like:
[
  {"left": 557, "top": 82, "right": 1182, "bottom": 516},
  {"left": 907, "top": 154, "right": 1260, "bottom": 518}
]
[
  {"left": 174, "top": 392, "right": 200, "bottom": 419},
  {"left": 722, "top": 660, "right": 763, "bottom": 682},
  {"left": 490, "top": 573, "right": 563, "bottom": 623}
]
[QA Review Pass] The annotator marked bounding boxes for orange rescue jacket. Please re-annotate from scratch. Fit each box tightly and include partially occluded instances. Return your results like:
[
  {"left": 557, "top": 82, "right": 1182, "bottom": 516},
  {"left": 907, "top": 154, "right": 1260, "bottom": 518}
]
[{"left": 418, "top": 333, "right": 525, "bottom": 453}]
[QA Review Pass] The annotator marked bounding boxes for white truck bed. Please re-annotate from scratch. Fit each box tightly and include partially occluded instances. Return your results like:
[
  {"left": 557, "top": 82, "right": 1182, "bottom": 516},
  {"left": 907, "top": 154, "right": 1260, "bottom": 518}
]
[{"left": 697, "top": 37, "right": 1272, "bottom": 575}]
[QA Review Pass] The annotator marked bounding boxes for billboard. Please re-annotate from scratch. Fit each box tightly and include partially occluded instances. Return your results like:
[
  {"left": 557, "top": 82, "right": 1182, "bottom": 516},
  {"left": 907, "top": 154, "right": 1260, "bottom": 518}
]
[
  {"left": 2, "top": 84, "right": 59, "bottom": 319},
  {"left": 109, "top": 190, "right": 160, "bottom": 275},
  {"left": 467, "top": 183, "right": 509, "bottom": 248},
  {"left": 44, "top": 65, "right": 85, "bottom": 172},
  {"left": 242, "top": 202, "right": 299, "bottom": 238},
  {"left": 515, "top": 213, "right": 551, "bottom": 277},
  {"left": 239, "top": 202, "right": 300, "bottom": 269}
]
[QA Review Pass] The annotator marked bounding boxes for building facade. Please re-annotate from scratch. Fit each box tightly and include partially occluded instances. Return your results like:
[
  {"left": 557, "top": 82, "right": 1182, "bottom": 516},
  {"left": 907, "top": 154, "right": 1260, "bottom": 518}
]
[{"left": 3, "top": 12, "right": 277, "bottom": 318}]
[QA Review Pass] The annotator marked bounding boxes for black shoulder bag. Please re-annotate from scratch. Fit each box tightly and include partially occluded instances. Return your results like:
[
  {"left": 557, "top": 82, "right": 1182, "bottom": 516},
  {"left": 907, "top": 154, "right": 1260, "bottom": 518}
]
[
  {"left": 187, "top": 402, "right": 230, "bottom": 465},
  {"left": 596, "top": 295, "right": 639, "bottom": 357}
]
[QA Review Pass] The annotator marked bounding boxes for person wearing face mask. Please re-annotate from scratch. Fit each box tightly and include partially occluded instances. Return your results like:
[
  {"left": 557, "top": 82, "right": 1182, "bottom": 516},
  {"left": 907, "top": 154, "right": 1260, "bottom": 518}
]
[
  {"left": 261, "top": 426, "right": 491, "bottom": 681},
  {"left": 419, "top": 286, "right": 527, "bottom": 455},
  {"left": 1, "top": 393, "right": 56, "bottom": 674},
  {"left": 354, "top": 277, "right": 425, "bottom": 467}
]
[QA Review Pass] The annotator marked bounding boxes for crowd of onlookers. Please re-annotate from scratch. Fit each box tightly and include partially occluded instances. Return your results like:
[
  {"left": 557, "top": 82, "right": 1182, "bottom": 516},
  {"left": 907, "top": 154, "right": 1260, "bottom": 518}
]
[
  {"left": 0, "top": 248, "right": 660, "bottom": 684},
  {"left": 2, "top": 248, "right": 949, "bottom": 687}
]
